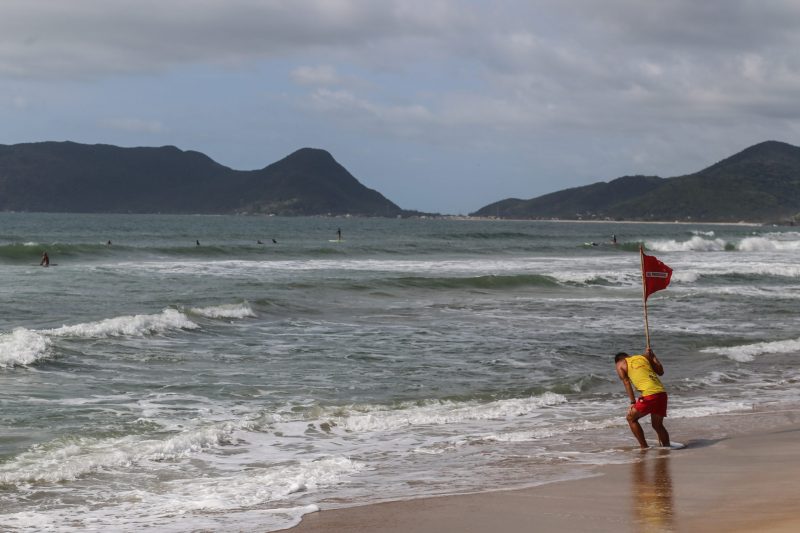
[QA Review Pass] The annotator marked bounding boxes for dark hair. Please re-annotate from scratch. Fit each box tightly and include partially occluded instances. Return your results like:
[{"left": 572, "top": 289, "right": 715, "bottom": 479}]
[{"left": 614, "top": 352, "right": 629, "bottom": 362}]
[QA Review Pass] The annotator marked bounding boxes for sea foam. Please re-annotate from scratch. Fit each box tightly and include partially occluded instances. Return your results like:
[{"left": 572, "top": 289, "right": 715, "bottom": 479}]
[
  {"left": 471, "top": 417, "right": 621, "bottom": 444},
  {"left": 189, "top": 302, "right": 256, "bottom": 319},
  {"left": 316, "top": 392, "right": 567, "bottom": 433},
  {"left": 0, "top": 328, "right": 51, "bottom": 367},
  {"left": 157, "top": 455, "right": 363, "bottom": 510},
  {"left": 0, "top": 424, "right": 234, "bottom": 484},
  {"left": 646, "top": 236, "right": 727, "bottom": 252},
  {"left": 1, "top": 454, "right": 356, "bottom": 533},
  {"left": 737, "top": 236, "right": 800, "bottom": 252},
  {"left": 45, "top": 308, "right": 199, "bottom": 338}
]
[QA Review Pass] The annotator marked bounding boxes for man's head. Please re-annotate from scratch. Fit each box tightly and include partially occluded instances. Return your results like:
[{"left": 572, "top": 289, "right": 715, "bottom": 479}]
[{"left": 614, "top": 352, "right": 628, "bottom": 363}]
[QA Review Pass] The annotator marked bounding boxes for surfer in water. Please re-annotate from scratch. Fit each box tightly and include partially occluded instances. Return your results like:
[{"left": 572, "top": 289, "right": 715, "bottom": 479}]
[
  {"left": 615, "top": 347, "right": 670, "bottom": 449},
  {"left": 336, "top": 228, "right": 342, "bottom": 241},
  {"left": 40, "top": 251, "right": 50, "bottom": 267}
]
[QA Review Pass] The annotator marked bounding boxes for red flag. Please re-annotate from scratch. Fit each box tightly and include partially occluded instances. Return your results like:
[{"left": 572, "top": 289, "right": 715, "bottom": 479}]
[{"left": 642, "top": 252, "right": 672, "bottom": 300}]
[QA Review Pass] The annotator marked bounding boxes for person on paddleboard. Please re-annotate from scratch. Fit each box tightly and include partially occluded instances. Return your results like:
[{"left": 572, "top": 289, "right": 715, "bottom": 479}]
[
  {"left": 615, "top": 347, "right": 670, "bottom": 449},
  {"left": 40, "top": 251, "right": 50, "bottom": 267}
]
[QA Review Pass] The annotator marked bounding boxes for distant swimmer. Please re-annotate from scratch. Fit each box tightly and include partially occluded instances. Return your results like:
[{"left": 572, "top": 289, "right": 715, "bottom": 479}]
[
  {"left": 107, "top": 240, "right": 112, "bottom": 246},
  {"left": 615, "top": 348, "right": 671, "bottom": 449},
  {"left": 40, "top": 251, "right": 50, "bottom": 267},
  {"left": 196, "top": 240, "right": 200, "bottom": 246},
  {"left": 612, "top": 234, "right": 617, "bottom": 244}
]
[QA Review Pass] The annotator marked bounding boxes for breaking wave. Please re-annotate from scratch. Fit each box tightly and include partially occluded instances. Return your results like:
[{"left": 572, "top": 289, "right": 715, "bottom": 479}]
[
  {"left": 45, "top": 309, "right": 200, "bottom": 338},
  {"left": 0, "top": 328, "right": 52, "bottom": 367},
  {"left": 2, "top": 302, "right": 255, "bottom": 368},
  {"left": 188, "top": 302, "right": 257, "bottom": 319},
  {"left": 648, "top": 234, "right": 800, "bottom": 254},
  {"left": 646, "top": 236, "right": 727, "bottom": 252},
  {"left": 701, "top": 337, "right": 800, "bottom": 362},
  {"left": 737, "top": 236, "right": 800, "bottom": 252}
]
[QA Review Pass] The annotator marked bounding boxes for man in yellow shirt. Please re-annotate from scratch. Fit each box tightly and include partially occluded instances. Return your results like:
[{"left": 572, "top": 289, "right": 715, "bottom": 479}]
[{"left": 614, "top": 348, "right": 670, "bottom": 449}]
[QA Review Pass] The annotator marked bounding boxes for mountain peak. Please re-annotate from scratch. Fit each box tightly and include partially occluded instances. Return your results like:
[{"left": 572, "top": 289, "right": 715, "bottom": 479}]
[
  {"left": 288, "top": 147, "right": 332, "bottom": 157},
  {"left": 266, "top": 147, "right": 344, "bottom": 174},
  {"left": 703, "top": 139, "right": 800, "bottom": 174},
  {"left": 282, "top": 147, "right": 336, "bottom": 163},
  {"left": 0, "top": 141, "right": 401, "bottom": 216},
  {"left": 472, "top": 139, "right": 800, "bottom": 223}
]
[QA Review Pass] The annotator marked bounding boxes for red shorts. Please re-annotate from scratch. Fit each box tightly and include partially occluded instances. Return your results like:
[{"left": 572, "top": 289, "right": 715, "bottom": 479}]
[{"left": 634, "top": 392, "right": 668, "bottom": 417}]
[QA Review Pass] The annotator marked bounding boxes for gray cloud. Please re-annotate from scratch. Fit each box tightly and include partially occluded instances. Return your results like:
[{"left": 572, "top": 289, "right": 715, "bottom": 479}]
[
  {"left": 0, "top": 0, "right": 466, "bottom": 79},
  {"left": 4, "top": 0, "right": 800, "bottom": 210},
  {"left": 290, "top": 65, "right": 342, "bottom": 86}
]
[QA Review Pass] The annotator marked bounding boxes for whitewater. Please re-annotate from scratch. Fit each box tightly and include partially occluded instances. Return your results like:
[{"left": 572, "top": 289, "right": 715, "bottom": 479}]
[{"left": 1, "top": 213, "right": 799, "bottom": 531}]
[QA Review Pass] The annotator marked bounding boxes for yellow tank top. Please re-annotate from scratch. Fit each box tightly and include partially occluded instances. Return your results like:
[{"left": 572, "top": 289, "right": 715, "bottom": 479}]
[{"left": 626, "top": 355, "right": 666, "bottom": 396}]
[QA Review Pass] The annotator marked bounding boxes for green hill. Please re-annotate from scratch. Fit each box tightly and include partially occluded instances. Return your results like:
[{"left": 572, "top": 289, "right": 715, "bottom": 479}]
[
  {"left": 472, "top": 141, "right": 800, "bottom": 223},
  {"left": 0, "top": 142, "right": 402, "bottom": 216}
]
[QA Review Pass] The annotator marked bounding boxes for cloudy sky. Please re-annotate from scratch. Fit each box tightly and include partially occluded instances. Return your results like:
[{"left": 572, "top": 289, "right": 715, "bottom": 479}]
[{"left": 2, "top": 0, "right": 800, "bottom": 213}]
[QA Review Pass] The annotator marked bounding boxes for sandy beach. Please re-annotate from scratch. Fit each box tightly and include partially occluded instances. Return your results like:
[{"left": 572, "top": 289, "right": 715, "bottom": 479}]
[{"left": 287, "top": 407, "right": 800, "bottom": 532}]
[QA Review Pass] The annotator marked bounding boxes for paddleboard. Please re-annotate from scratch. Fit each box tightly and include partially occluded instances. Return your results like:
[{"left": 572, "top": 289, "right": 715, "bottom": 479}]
[{"left": 328, "top": 240, "right": 344, "bottom": 243}]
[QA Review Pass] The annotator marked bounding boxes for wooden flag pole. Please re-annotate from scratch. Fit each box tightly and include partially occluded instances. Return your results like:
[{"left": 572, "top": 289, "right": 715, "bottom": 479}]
[{"left": 639, "top": 244, "right": 652, "bottom": 350}]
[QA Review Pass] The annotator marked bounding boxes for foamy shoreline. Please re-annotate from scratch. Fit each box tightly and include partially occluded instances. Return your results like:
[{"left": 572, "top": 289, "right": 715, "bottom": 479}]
[{"left": 287, "top": 406, "right": 800, "bottom": 532}]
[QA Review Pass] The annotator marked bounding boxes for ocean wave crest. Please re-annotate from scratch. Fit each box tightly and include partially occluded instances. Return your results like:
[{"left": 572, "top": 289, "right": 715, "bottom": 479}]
[
  {"left": 189, "top": 302, "right": 256, "bottom": 319},
  {"left": 737, "top": 236, "right": 800, "bottom": 252},
  {"left": 45, "top": 309, "right": 199, "bottom": 338},
  {"left": 646, "top": 236, "right": 727, "bottom": 252},
  {"left": 550, "top": 270, "right": 630, "bottom": 286},
  {"left": 0, "top": 328, "right": 52, "bottom": 367},
  {"left": 701, "top": 337, "right": 800, "bottom": 362}
]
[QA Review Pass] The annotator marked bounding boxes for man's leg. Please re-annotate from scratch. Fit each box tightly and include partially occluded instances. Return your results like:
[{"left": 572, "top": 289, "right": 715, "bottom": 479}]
[
  {"left": 650, "top": 414, "right": 670, "bottom": 447},
  {"left": 626, "top": 405, "right": 649, "bottom": 448}
]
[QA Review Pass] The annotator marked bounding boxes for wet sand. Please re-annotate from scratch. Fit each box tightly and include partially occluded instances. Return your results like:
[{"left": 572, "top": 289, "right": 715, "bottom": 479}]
[{"left": 287, "top": 410, "right": 800, "bottom": 532}]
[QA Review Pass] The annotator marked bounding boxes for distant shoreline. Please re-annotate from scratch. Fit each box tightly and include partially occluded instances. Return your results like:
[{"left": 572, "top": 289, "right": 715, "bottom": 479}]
[
  {"left": 0, "top": 210, "right": 767, "bottom": 226},
  {"left": 453, "top": 216, "right": 764, "bottom": 226}
]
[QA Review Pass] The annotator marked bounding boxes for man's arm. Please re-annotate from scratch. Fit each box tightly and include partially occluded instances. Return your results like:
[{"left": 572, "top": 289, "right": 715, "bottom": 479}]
[
  {"left": 615, "top": 360, "right": 637, "bottom": 404},
  {"left": 645, "top": 348, "right": 664, "bottom": 376}
]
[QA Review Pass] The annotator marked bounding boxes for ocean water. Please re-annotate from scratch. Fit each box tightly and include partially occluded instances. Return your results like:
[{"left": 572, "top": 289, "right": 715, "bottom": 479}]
[{"left": 1, "top": 213, "right": 799, "bottom": 531}]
